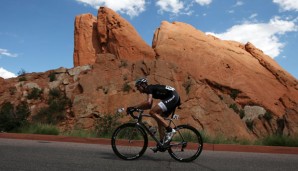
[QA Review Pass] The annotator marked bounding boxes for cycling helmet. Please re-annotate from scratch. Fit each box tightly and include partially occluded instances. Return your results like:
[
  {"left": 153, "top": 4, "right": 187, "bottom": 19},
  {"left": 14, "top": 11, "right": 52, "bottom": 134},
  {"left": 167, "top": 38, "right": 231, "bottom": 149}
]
[{"left": 135, "top": 78, "right": 148, "bottom": 87}]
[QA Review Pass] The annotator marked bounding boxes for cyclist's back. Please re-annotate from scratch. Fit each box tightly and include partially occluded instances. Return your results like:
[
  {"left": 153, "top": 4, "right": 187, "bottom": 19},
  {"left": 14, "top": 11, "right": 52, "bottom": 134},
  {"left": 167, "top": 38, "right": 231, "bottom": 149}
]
[{"left": 146, "top": 84, "right": 176, "bottom": 99}]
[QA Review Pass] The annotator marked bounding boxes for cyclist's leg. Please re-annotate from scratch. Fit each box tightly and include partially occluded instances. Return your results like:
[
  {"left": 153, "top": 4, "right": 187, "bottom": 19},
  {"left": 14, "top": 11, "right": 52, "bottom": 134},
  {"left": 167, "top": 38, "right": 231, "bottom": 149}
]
[
  {"left": 157, "top": 121, "right": 165, "bottom": 141},
  {"left": 149, "top": 105, "right": 168, "bottom": 128}
]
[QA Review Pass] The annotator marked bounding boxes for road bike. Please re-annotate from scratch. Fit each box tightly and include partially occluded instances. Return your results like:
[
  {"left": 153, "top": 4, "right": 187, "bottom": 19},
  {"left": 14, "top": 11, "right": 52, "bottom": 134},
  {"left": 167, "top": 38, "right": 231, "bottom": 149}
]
[{"left": 111, "top": 107, "right": 203, "bottom": 162}]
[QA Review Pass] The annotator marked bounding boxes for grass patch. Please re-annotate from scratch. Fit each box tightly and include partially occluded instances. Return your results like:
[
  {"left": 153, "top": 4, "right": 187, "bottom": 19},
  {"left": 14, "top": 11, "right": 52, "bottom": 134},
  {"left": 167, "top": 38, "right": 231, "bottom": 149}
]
[
  {"left": 62, "top": 129, "right": 97, "bottom": 138},
  {"left": 16, "top": 123, "right": 59, "bottom": 135},
  {"left": 260, "top": 135, "right": 298, "bottom": 147},
  {"left": 199, "top": 131, "right": 252, "bottom": 145}
]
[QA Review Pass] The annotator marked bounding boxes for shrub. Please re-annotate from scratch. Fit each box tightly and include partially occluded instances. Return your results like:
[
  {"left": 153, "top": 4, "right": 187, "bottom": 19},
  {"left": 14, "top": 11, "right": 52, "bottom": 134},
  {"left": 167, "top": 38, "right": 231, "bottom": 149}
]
[
  {"left": 95, "top": 112, "right": 123, "bottom": 138},
  {"left": 9, "top": 87, "right": 17, "bottom": 95},
  {"left": 27, "top": 87, "right": 43, "bottom": 100},
  {"left": 239, "top": 109, "right": 245, "bottom": 119},
  {"left": 263, "top": 111, "right": 272, "bottom": 121},
  {"left": 183, "top": 80, "right": 192, "bottom": 94},
  {"left": 229, "top": 104, "right": 239, "bottom": 113},
  {"left": 18, "top": 76, "right": 27, "bottom": 82},
  {"left": 119, "top": 60, "right": 128, "bottom": 68},
  {"left": 49, "top": 88, "right": 61, "bottom": 98},
  {"left": 18, "top": 69, "right": 27, "bottom": 82},
  {"left": 0, "top": 102, "right": 30, "bottom": 132},
  {"left": 32, "top": 88, "right": 71, "bottom": 124},
  {"left": 17, "top": 69, "right": 26, "bottom": 76},
  {"left": 48, "top": 72, "right": 56, "bottom": 82},
  {"left": 230, "top": 89, "right": 240, "bottom": 100},
  {"left": 122, "top": 82, "right": 131, "bottom": 92},
  {"left": 246, "top": 119, "right": 254, "bottom": 131}
]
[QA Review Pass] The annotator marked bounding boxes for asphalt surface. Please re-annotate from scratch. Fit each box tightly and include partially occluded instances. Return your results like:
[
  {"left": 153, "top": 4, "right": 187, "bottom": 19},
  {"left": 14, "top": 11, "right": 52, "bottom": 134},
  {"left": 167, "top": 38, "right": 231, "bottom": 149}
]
[
  {"left": 1, "top": 138, "right": 298, "bottom": 171},
  {"left": 1, "top": 133, "right": 298, "bottom": 154}
]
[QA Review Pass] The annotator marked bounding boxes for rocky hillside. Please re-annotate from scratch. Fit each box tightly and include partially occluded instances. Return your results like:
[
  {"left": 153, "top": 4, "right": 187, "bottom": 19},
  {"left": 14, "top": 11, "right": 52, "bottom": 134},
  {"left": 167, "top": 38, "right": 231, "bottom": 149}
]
[{"left": 1, "top": 7, "right": 298, "bottom": 141}]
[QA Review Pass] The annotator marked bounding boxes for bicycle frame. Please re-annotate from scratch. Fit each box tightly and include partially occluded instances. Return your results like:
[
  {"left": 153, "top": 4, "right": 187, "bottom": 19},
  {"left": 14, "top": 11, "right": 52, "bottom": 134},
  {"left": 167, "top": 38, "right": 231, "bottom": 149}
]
[{"left": 132, "top": 109, "right": 180, "bottom": 148}]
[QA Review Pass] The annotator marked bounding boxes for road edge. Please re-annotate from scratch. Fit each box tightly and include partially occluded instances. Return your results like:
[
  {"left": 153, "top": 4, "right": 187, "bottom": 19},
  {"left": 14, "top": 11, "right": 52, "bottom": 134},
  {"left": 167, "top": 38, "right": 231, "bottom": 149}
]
[{"left": 1, "top": 133, "right": 298, "bottom": 155}]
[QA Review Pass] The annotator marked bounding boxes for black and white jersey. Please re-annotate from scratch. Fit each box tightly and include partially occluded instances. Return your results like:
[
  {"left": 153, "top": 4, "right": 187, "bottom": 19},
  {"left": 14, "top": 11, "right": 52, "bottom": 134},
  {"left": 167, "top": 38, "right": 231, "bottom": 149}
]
[{"left": 145, "top": 84, "right": 176, "bottom": 100}]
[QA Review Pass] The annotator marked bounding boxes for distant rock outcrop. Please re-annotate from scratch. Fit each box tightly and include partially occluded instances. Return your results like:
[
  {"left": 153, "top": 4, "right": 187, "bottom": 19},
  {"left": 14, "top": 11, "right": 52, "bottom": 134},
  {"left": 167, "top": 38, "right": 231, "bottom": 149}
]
[
  {"left": 1, "top": 7, "right": 298, "bottom": 141},
  {"left": 73, "top": 7, "right": 155, "bottom": 66}
]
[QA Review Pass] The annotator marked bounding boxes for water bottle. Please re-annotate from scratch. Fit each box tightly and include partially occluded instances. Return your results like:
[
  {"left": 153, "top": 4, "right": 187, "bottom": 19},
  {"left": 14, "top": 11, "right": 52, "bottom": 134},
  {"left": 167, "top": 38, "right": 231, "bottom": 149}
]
[
  {"left": 144, "top": 122, "right": 157, "bottom": 135},
  {"left": 149, "top": 126, "right": 157, "bottom": 135}
]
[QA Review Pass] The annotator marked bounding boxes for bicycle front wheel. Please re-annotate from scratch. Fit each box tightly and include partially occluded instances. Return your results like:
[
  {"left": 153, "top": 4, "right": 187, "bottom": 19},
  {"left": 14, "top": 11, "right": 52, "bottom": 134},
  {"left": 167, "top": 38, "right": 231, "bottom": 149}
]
[
  {"left": 111, "top": 123, "right": 148, "bottom": 160},
  {"left": 168, "top": 125, "right": 203, "bottom": 162}
]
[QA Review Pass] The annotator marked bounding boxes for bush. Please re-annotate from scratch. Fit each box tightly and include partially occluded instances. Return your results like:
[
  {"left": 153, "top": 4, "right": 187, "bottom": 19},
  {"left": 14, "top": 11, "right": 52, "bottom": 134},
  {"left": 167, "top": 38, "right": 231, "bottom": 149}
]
[
  {"left": 95, "top": 113, "right": 123, "bottom": 138},
  {"left": 17, "top": 69, "right": 26, "bottom": 76},
  {"left": 32, "top": 88, "right": 71, "bottom": 124},
  {"left": 18, "top": 69, "right": 27, "bottom": 82},
  {"left": 9, "top": 87, "right": 17, "bottom": 95},
  {"left": 229, "top": 104, "right": 239, "bottom": 113},
  {"left": 122, "top": 82, "right": 131, "bottom": 92},
  {"left": 239, "top": 109, "right": 245, "bottom": 119},
  {"left": 246, "top": 119, "right": 254, "bottom": 131},
  {"left": 119, "top": 60, "right": 128, "bottom": 68},
  {"left": 48, "top": 72, "right": 56, "bottom": 82},
  {"left": 0, "top": 102, "right": 30, "bottom": 132},
  {"left": 263, "top": 111, "right": 272, "bottom": 121},
  {"left": 230, "top": 89, "right": 240, "bottom": 100},
  {"left": 27, "top": 87, "right": 43, "bottom": 100},
  {"left": 18, "top": 76, "right": 27, "bottom": 82},
  {"left": 183, "top": 79, "right": 192, "bottom": 94}
]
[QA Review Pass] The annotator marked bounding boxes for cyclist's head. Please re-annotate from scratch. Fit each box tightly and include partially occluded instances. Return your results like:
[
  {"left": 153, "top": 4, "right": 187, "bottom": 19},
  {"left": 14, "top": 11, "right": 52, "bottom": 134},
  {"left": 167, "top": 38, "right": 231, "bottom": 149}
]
[
  {"left": 135, "top": 78, "right": 148, "bottom": 87},
  {"left": 135, "top": 78, "right": 148, "bottom": 93}
]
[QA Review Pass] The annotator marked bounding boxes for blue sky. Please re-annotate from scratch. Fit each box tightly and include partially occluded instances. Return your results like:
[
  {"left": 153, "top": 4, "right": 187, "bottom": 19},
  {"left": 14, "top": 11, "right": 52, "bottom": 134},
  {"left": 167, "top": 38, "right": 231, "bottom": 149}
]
[{"left": 0, "top": 0, "right": 297, "bottom": 79}]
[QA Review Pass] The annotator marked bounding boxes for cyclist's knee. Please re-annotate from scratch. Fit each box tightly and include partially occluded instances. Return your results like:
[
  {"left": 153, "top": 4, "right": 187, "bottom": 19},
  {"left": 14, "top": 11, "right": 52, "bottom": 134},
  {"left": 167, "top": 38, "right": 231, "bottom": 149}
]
[{"left": 150, "top": 105, "right": 163, "bottom": 115}]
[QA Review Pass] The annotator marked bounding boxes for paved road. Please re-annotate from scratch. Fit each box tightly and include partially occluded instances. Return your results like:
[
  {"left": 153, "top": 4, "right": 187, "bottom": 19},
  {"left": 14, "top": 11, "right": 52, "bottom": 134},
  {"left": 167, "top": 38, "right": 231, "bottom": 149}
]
[{"left": 0, "top": 138, "right": 297, "bottom": 171}]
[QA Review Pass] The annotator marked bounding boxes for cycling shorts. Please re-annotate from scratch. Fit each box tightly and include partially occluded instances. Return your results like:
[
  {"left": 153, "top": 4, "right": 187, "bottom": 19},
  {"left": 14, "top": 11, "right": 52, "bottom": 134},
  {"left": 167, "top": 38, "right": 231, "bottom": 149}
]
[{"left": 157, "top": 91, "right": 180, "bottom": 117}]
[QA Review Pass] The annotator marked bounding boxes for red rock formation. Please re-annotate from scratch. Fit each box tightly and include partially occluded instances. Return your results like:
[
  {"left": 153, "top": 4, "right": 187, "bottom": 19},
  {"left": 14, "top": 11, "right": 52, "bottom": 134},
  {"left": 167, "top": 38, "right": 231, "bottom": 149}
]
[
  {"left": 96, "top": 7, "right": 155, "bottom": 62},
  {"left": 73, "top": 14, "right": 100, "bottom": 66},
  {"left": 73, "top": 7, "right": 155, "bottom": 66},
  {"left": 71, "top": 7, "right": 298, "bottom": 140},
  {"left": 1, "top": 7, "right": 297, "bottom": 141}
]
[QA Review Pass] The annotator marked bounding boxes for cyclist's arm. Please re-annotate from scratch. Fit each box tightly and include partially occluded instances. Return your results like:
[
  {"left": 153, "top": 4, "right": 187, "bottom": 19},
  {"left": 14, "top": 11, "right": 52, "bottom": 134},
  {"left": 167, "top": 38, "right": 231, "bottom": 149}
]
[{"left": 134, "top": 94, "right": 153, "bottom": 110}]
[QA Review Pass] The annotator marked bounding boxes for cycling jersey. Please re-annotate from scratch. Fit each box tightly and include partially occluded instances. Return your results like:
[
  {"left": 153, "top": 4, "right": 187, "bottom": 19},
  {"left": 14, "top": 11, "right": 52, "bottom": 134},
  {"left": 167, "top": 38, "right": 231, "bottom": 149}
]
[
  {"left": 145, "top": 84, "right": 180, "bottom": 116},
  {"left": 146, "top": 85, "right": 176, "bottom": 99}
]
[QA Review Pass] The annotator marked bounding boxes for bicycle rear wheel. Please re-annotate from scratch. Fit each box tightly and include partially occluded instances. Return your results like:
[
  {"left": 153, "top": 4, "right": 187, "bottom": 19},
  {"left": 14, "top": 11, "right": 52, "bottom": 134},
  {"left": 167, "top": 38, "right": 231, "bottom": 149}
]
[
  {"left": 168, "top": 125, "right": 203, "bottom": 162},
  {"left": 111, "top": 123, "right": 148, "bottom": 160}
]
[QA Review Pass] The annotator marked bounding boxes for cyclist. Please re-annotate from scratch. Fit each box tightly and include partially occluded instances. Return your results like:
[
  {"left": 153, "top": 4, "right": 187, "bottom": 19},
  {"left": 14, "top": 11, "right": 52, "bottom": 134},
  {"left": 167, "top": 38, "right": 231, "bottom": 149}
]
[{"left": 127, "top": 78, "right": 181, "bottom": 145}]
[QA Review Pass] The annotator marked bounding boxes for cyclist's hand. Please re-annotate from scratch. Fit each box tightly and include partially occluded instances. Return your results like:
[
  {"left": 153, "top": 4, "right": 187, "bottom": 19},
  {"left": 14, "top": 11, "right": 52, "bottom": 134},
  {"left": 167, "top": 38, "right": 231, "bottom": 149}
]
[{"left": 126, "top": 107, "right": 136, "bottom": 114}]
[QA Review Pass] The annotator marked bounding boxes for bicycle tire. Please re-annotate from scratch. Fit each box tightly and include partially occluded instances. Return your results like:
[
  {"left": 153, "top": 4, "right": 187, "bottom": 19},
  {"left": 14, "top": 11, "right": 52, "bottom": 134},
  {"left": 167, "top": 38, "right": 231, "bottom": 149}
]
[
  {"left": 111, "top": 123, "right": 148, "bottom": 160},
  {"left": 168, "top": 124, "right": 203, "bottom": 162}
]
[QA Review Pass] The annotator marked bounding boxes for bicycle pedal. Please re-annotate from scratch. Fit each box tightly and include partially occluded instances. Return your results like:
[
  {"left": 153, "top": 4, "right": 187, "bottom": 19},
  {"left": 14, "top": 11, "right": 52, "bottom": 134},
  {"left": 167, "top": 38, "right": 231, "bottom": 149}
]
[{"left": 150, "top": 147, "right": 159, "bottom": 153}]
